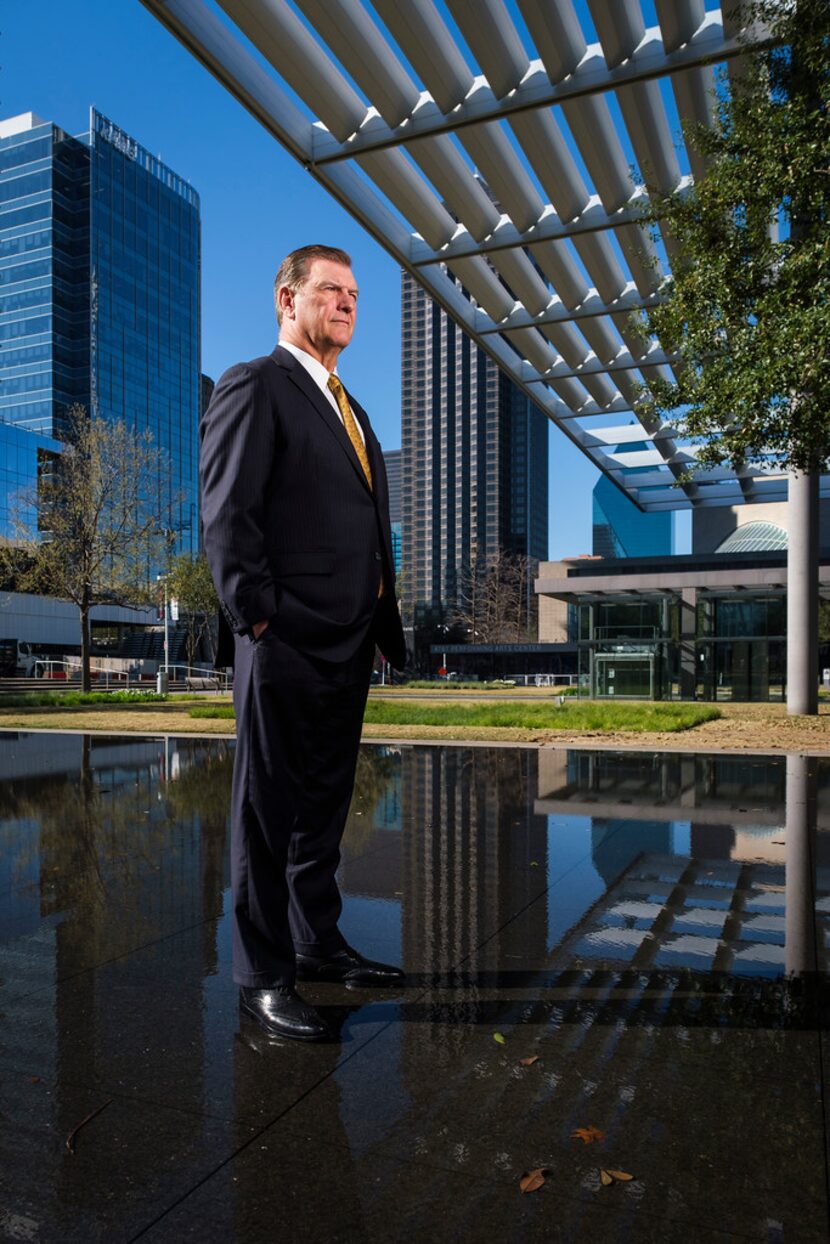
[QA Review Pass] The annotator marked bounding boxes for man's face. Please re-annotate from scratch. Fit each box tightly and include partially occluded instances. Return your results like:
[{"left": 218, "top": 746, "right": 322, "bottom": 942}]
[{"left": 280, "top": 258, "right": 358, "bottom": 362}]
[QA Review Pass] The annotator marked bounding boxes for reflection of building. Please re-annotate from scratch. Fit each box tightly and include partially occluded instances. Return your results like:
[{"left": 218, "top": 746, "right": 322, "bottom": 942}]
[
  {"left": 538, "top": 499, "right": 830, "bottom": 701},
  {"left": 0, "top": 734, "right": 231, "bottom": 950},
  {"left": 0, "top": 423, "right": 64, "bottom": 540},
  {"left": 591, "top": 818, "right": 670, "bottom": 887},
  {"left": 0, "top": 733, "right": 232, "bottom": 1210},
  {"left": 537, "top": 749, "right": 796, "bottom": 831},
  {"left": 593, "top": 470, "right": 673, "bottom": 559},
  {"left": 400, "top": 746, "right": 549, "bottom": 976},
  {"left": 0, "top": 109, "right": 201, "bottom": 553},
  {"left": 401, "top": 271, "right": 548, "bottom": 622}
]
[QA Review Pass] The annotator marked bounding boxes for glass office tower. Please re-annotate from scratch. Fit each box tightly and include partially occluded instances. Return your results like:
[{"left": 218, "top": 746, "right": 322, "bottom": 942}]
[
  {"left": 0, "top": 109, "right": 200, "bottom": 552},
  {"left": 0, "top": 112, "right": 90, "bottom": 439},
  {"left": 383, "top": 448, "right": 402, "bottom": 575},
  {"left": 592, "top": 463, "right": 673, "bottom": 559},
  {"left": 401, "top": 270, "right": 548, "bottom": 621}
]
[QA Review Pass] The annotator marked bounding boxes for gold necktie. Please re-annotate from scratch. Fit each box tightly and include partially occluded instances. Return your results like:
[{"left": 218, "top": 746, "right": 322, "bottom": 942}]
[
  {"left": 327, "top": 373, "right": 384, "bottom": 598},
  {"left": 328, "top": 374, "right": 373, "bottom": 490}
]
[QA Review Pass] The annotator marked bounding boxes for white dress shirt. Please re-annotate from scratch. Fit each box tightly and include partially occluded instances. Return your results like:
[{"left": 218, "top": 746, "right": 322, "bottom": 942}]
[{"left": 279, "top": 340, "right": 365, "bottom": 446}]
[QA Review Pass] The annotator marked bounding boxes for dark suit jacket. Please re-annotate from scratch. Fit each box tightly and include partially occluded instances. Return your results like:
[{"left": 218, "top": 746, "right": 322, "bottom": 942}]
[{"left": 200, "top": 344, "right": 406, "bottom": 669}]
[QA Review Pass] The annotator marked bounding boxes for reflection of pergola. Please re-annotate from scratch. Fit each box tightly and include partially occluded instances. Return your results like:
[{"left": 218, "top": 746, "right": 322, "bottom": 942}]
[
  {"left": 555, "top": 851, "right": 795, "bottom": 976},
  {"left": 537, "top": 753, "right": 829, "bottom": 977},
  {"left": 140, "top": 0, "right": 807, "bottom": 512}
]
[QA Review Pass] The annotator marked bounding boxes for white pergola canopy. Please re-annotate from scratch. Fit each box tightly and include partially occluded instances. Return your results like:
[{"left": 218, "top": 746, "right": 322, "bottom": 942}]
[{"left": 141, "top": 0, "right": 814, "bottom": 511}]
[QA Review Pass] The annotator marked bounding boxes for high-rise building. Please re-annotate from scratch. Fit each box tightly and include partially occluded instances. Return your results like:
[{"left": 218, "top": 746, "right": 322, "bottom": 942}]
[
  {"left": 0, "top": 109, "right": 200, "bottom": 552},
  {"left": 401, "top": 270, "right": 548, "bottom": 622},
  {"left": 199, "top": 374, "right": 215, "bottom": 423}
]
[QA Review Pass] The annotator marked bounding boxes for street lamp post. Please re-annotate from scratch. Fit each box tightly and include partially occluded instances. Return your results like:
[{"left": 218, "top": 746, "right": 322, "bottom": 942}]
[{"left": 156, "top": 573, "right": 170, "bottom": 694}]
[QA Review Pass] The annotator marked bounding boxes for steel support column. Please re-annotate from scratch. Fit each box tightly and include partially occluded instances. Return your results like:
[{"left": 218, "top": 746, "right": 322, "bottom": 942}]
[{"left": 786, "top": 469, "right": 819, "bottom": 715}]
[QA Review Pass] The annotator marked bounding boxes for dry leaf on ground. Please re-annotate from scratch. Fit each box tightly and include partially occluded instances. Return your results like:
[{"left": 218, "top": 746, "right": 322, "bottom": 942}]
[
  {"left": 519, "top": 1168, "right": 549, "bottom": 1194},
  {"left": 600, "top": 1169, "right": 614, "bottom": 1186},
  {"left": 571, "top": 1125, "right": 607, "bottom": 1145},
  {"left": 519, "top": 1055, "right": 539, "bottom": 1066},
  {"left": 605, "top": 1169, "right": 633, "bottom": 1182}
]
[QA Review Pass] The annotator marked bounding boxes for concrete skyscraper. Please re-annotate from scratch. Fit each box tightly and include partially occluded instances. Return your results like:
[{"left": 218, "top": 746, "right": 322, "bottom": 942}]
[
  {"left": 0, "top": 109, "right": 200, "bottom": 553},
  {"left": 401, "top": 270, "right": 548, "bottom": 625}
]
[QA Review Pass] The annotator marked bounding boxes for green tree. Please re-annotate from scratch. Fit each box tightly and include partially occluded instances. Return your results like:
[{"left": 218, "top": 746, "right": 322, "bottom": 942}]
[
  {"left": 167, "top": 552, "right": 219, "bottom": 667},
  {"left": 635, "top": 0, "right": 828, "bottom": 713},
  {"left": 636, "top": 0, "right": 829, "bottom": 472},
  {"left": 4, "top": 404, "right": 170, "bottom": 690}
]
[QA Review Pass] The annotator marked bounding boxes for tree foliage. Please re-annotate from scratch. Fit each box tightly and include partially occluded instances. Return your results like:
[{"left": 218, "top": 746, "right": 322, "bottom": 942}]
[
  {"left": 4, "top": 404, "right": 171, "bottom": 689},
  {"left": 636, "top": 0, "right": 830, "bottom": 474}
]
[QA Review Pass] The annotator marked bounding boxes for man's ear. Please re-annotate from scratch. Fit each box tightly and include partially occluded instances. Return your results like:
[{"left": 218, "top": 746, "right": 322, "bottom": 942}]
[{"left": 277, "top": 285, "right": 294, "bottom": 319}]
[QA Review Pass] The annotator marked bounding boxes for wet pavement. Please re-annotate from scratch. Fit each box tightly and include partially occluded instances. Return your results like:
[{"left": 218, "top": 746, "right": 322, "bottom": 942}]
[{"left": 0, "top": 734, "right": 827, "bottom": 1242}]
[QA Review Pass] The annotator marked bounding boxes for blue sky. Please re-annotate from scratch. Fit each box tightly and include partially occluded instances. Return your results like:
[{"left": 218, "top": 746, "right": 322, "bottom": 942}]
[{"left": 3, "top": 0, "right": 696, "bottom": 558}]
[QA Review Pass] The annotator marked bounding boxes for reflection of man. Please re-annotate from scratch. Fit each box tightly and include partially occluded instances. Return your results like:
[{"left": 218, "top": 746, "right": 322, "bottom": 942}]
[{"left": 201, "top": 244, "right": 406, "bottom": 1042}]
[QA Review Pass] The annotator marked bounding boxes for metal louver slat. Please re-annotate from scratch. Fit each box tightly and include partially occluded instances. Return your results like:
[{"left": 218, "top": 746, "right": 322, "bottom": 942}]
[
  {"left": 219, "top": 0, "right": 367, "bottom": 142},
  {"left": 407, "top": 134, "right": 501, "bottom": 242},
  {"left": 294, "top": 0, "right": 420, "bottom": 129},
  {"left": 140, "top": 0, "right": 787, "bottom": 513},
  {"left": 355, "top": 148, "right": 456, "bottom": 250},
  {"left": 445, "top": 0, "right": 528, "bottom": 100},
  {"left": 372, "top": 0, "right": 473, "bottom": 114},
  {"left": 456, "top": 123, "right": 543, "bottom": 234},
  {"left": 488, "top": 248, "right": 549, "bottom": 317}
]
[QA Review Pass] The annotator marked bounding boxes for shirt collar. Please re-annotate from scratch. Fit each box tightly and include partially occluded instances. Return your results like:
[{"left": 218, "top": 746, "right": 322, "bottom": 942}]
[{"left": 279, "top": 340, "right": 339, "bottom": 394}]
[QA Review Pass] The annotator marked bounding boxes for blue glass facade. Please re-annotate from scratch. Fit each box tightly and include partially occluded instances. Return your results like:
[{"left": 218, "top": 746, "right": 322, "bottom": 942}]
[
  {"left": 592, "top": 471, "right": 673, "bottom": 559},
  {"left": 383, "top": 449, "right": 402, "bottom": 575},
  {"left": 0, "top": 115, "right": 89, "bottom": 439},
  {"left": 0, "top": 421, "right": 62, "bottom": 537},
  {"left": 89, "top": 112, "right": 200, "bottom": 552},
  {"left": 0, "top": 110, "right": 200, "bottom": 552},
  {"left": 390, "top": 520, "right": 402, "bottom": 576}
]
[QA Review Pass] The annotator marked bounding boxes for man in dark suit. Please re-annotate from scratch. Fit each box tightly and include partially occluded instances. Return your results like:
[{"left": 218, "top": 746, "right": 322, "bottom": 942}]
[{"left": 201, "top": 244, "right": 406, "bottom": 1042}]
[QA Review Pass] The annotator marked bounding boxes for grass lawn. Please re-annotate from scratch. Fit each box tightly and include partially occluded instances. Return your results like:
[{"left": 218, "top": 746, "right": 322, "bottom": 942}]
[
  {"left": 189, "top": 700, "right": 721, "bottom": 733},
  {"left": 0, "top": 690, "right": 169, "bottom": 707}
]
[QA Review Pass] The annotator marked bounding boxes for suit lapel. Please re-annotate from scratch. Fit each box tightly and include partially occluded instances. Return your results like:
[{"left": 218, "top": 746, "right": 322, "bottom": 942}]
[
  {"left": 350, "top": 393, "right": 395, "bottom": 576},
  {"left": 349, "top": 394, "right": 386, "bottom": 506},
  {"left": 270, "top": 346, "right": 371, "bottom": 492},
  {"left": 270, "top": 348, "right": 396, "bottom": 581}
]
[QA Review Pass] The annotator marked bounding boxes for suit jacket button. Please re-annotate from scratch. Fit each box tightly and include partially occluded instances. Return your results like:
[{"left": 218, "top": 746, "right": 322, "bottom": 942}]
[{"left": 374, "top": 551, "right": 381, "bottom": 560}]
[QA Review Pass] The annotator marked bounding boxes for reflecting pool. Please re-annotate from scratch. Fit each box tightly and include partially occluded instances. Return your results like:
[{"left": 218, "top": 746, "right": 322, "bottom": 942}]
[{"left": 0, "top": 734, "right": 827, "bottom": 1242}]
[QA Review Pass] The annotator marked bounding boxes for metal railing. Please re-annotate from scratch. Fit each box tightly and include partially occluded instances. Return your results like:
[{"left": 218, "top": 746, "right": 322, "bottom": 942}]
[
  {"left": 504, "top": 673, "right": 581, "bottom": 687},
  {"left": 7, "top": 659, "right": 232, "bottom": 693}
]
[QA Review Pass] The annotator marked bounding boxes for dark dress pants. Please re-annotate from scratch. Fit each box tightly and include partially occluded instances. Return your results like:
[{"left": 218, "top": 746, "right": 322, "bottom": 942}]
[{"left": 231, "top": 626, "right": 375, "bottom": 987}]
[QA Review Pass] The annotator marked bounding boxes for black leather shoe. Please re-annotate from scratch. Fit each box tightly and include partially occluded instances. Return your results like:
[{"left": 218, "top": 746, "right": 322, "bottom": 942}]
[
  {"left": 239, "top": 986, "right": 331, "bottom": 1042},
  {"left": 295, "top": 946, "right": 405, "bottom": 987}
]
